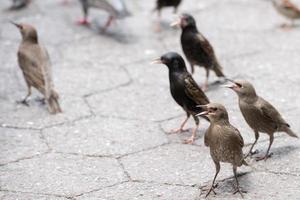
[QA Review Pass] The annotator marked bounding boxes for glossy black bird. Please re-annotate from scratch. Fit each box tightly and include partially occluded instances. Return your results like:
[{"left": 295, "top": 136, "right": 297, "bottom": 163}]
[
  {"left": 154, "top": 0, "right": 182, "bottom": 16},
  {"left": 171, "top": 14, "right": 225, "bottom": 91},
  {"left": 152, "top": 52, "right": 210, "bottom": 144}
]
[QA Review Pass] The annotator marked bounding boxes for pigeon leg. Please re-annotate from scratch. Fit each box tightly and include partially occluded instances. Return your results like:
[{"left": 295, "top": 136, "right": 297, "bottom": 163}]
[
  {"left": 102, "top": 16, "right": 114, "bottom": 31},
  {"left": 17, "top": 87, "right": 31, "bottom": 106},
  {"left": 170, "top": 113, "right": 190, "bottom": 133},
  {"left": 256, "top": 133, "right": 274, "bottom": 161},
  {"left": 245, "top": 130, "right": 260, "bottom": 157},
  {"left": 232, "top": 165, "right": 246, "bottom": 197},
  {"left": 205, "top": 160, "right": 220, "bottom": 198},
  {"left": 184, "top": 115, "right": 199, "bottom": 144},
  {"left": 202, "top": 68, "right": 209, "bottom": 91}
]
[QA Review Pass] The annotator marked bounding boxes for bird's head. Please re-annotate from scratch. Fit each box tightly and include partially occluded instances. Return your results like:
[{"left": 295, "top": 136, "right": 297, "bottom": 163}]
[
  {"left": 151, "top": 52, "right": 187, "bottom": 71},
  {"left": 224, "top": 79, "right": 257, "bottom": 100},
  {"left": 171, "top": 13, "right": 196, "bottom": 29},
  {"left": 11, "top": 22, "right": 38, "bottom": 43},
  {"left": 196, "top": 103, "right": 229, "bottom": 122}
]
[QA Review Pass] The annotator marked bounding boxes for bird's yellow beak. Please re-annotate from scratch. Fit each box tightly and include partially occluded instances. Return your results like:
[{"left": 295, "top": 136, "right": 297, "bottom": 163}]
[
  {"left": 222, "top": 79, "right": 237, "bottom": 89},
  {"left": 151, "top": 58, "right": 163, "bottom": 64},
  {"left": 10, "top": 21, "right": 21, "bottom": 29},
  {"left": 196, "top": 110, "right": 209, "bottom": 117},
  {"left": 170, "top": 18, "right": 181, "bottom": 27}
]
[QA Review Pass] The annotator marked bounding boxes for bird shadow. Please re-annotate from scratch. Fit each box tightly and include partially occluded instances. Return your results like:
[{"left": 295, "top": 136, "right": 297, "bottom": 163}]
[{"left": 255, "top": 145, "right": 299, "bottom": 160}]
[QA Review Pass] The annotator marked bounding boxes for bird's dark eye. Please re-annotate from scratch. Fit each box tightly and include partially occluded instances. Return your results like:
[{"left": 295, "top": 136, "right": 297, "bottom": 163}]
[
  {"left": 210, "top": 107, "right": 217, "bottom": 111},
  {"left": 236, "top": 83, "right": 242, "bottom": 88}
]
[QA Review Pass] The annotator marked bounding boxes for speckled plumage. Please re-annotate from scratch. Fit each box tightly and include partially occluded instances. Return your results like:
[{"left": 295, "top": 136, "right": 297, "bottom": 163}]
[
  {"left": 14, "top": 23, "right": 62, "bottom": 114},
  {"left": 198, "top": 103, "right": 247, "bottom": 197},
  {"left": 227, "top": 79, "right": 298, "bottom": 160}
]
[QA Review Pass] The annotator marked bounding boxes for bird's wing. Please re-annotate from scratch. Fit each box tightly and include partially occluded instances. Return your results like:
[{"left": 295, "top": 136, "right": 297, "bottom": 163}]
[
  {"left": 221, "top": 125, "right": 244, "bottom": 148},
  {"left": 258, "top": 98, "right": 289, "bottom": 127},
  {"left": 18, "top": 45, "right": 52, "bottom": 98},
  {"left": 283, "top": 0, "right": 300, "bottom": 13},
  {"left": 183, "top": 73, "right": 209, "bottom": 105},
  {"left": 195, "top": 33, "right": 217, "bottom": 63}
]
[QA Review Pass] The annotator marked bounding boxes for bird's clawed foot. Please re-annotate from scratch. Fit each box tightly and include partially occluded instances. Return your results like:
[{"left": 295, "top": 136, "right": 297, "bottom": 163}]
[
  {"left": 183, "top": 136, "right": 195, "bottom": 144},
  {"left": 170, "top": 127, "right": 188, "bottom": 134},
  {"left": 201, "top": 84, "right": 208, "bottom": 92},
  {"left": 280, "top": 23, "right": 292, "bottom": 30},
  {"left": 233, "top": 187, "right": 247, "bottom": 198},
  {"left": 77, "top": 19, "right": 90, "bottom": 25},
  {"left": 205, "top": 185, "right": 217, "bottom": 198},
  {"left": 35, "top": 97, "right": 45, "bottom": 105},
  {"left": 16, "top": 99, "right": 29, "bottom": 106},
  {"left": 255, "top": 152, "right": 273, "bottom": 161}
]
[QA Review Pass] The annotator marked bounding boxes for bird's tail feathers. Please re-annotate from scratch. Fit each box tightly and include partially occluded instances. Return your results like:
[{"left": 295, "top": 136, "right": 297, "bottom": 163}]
[
  {"left": 213, "top": 62, "right": 225, "bottom": 77},
  {"left": 46, "top": 90, "right": 62, "bottom": 114},
  {"left": 284, "top": 127, "right": 298, "bottom": 138}
]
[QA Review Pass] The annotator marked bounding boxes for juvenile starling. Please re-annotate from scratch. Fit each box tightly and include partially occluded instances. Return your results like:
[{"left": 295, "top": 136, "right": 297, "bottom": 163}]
[
  {"left": 10, "top": 0, "right": 30, "bottom": 10},
  {"left": 225, "top": 79, "right": 298, "bottom": 161},
  {"left": 196, "top": 103, "right": 247, "bottom": 197},
  {"left": 77, "top": 0, "right": 130, "bottom": 31},
  {"left": 12, "top": 22, "right": 62, "bottom": 114},
  {"left": 272, "top": 0, "right": 300, "bottom": 28},
  {"left": 171, "top": 14, "right": 225, "bottom": 91},
  {"left": 152, "top": 52, "right": 209, "bottom": 144}
]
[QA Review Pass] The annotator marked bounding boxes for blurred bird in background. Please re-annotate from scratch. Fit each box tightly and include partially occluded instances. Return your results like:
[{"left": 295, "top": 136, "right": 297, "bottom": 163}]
[
  {"left": 12, "top": 22, "right": 62, "bottom": 114},
  {"left": 171, "top": 14, "right": 225, "bottom": 91},
  {"left": 272, "top": 0, "right": 300, "bottom": 28},
  {"left": 77, "top": 0, "right": 131, "bottom": 31},
  {"left": 9, "top": 0, "right": 30, "bottom": 10}
]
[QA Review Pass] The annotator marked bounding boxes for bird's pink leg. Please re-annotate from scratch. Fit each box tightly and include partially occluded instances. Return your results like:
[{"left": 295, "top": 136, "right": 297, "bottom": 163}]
[
  {"left": 102, "top": 16, "right": 114, "bottom": 31},
  {"left": 77, "top": 17, "right": 90, "bottom": 25},
  {"left": 183, "top": 125, "right": 198, "bottom": 144},
  {"left": 170, "top": 115, "right": 190, "bottom": 133}
]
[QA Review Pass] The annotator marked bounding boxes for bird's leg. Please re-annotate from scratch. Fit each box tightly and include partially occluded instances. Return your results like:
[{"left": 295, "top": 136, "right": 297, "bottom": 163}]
[
  {"left": 202, "top": 69, "right": 209, "bottom": 91},
  {"left": 183, "top": 115, "right": 199, "bottom": 144},
  {"left": 245, "top": 130, "right": 260, "bottom": 157},
  {"left": 154, "top": 10, "right": 162, "bottom": 32},
  {"left": 102, "top": 16, "right": 114, "bottom": 31},
  {"left": 170, "top": 113, "right": 190, "bottom": 133},
  {"left": 77, "top": 5, "right": 90, "bottom": 25},
  {"left": 17, "top": 87, "right": 31, "bottom": 106},
  {"left": 190, "top": 64, "right": 195, "bottom": 74},
  {"left": 173, "top": 6, "right": 178, "bottom": 14},
  {"left": 232, "top": 166, "right": 246, "bottom": 197},
  {"left": 256, "top": 134, "right": 274, "bottom": 161},
  {"left": 35, "top": 96, "right": 46, "bottom": 105},
  {"left": 205, "top": 160, "right": 220, "bottom": 198}
]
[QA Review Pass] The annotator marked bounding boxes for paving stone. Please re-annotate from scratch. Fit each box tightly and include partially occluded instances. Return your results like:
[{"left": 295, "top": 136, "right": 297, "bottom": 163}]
[
  {"left": 78, "top": 181, "right": 199, "bottom": 200},
  {"left": 0, "top": 192, "right": 67, "bottom": 200},
  {"left": 0, "top": 128, "right": 48, "bottom": 165},
  {"left": 121, "top": 144, "right": 249, "bottom": 186},
  {"left": 0, "top": 95, "right": 91, "bottom": 129},
  {"left": 43, "top": 117, "right": 168, "bottom": 157},
  {"left": 87, "top": 84, "right": 182, "bottom": 121},
  {"left": 0, "top": 153, "right": 126, "bottom": 196}
]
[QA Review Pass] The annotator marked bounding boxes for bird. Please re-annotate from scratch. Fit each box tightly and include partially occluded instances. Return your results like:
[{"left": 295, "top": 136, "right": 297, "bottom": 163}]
[
  {"left": 77, "top": 0, "right": 130, "bottom": 31},
  {"left": 196, "top": 103, "right": 247, "bottom": 197},
  {"left": 272, "top": 0, "right": 300, "bottom": 28},
  {"left": 12, "top": 22, "right": 62, "bottom": 114},
  {"left": 153, "top": 0, "right": 182, "bottom": 32},
  {"left": 9, "top": 0, "right": 30, "bottom": 10},
  {"left": 152, "top": 52, "right": 209, "bottom": 144},
  {"left": 225, "top": 79, "right": 298, "bottom": 161},
  {"left": 171, "top": 14, "right": 225, "bottom": 91}
]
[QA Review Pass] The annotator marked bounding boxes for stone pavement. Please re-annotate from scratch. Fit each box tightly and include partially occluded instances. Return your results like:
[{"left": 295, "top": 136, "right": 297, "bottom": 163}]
[{"left": 1, "top": 0, "right": 300, "bottom": 199}]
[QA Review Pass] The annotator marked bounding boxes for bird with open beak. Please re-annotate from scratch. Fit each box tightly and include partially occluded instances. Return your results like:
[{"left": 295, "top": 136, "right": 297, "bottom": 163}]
[
  {"left": 196, "top": 103, "right": 248, "bottom": 197},
  {"left": 272, "top": 0, "right": 300, "bottom": 28},
  {"left": 12, "top": 22, "right": 62, "bottom": 114},
  {"left": 225, "top": 79, "right": 298, "bottom": 161},
  {"left": 152, "top": 52, "right": 209, "bottom": 144},
  {"left": 170, "top": 13, "right": 225, "bottom": 91}
]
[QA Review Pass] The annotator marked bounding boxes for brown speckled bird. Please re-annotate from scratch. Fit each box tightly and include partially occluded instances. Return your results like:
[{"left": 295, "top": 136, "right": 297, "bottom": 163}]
[
  {"left": 226, "top": 79, "right": 298, "bottom": 161},
  {"left": 152, "top": 52, "right": 209, "bottom": 144},
  {"left": 272, "top": 0, "right": 300, "bottom": 28},
  {"left": 12, "top": 22, "right": 62, "bottom": 114},
  {"left": 197, "top": 103, "right": 247, "bottom": 197},
  {"left": 171, "top": 13, "right": 225, "bottom": 91},
  {"left": 77, "top": 0, "right": 130, "bottom": 31}
]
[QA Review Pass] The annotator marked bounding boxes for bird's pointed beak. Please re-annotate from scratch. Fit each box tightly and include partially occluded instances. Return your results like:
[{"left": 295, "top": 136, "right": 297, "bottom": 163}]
[
  {"left": 170, "top": 18, "right": 181, "bottom": 27},
  {"left": 10, "top": 21, "right": 21, "bottom": 29},
  {"left": 196, "top": 110, "right": 209, "bottom": 117},
  {"left": 151, "top": 58, "right": 163, "bottom": 64},
  {"left": 222, "top": 78, "right": 237, "bottom": 89}
]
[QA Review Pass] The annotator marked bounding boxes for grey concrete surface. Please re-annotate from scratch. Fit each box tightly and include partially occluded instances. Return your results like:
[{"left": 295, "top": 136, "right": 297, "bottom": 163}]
[{"left": 1, "top": 0, "right": 300, "bottom": 199}]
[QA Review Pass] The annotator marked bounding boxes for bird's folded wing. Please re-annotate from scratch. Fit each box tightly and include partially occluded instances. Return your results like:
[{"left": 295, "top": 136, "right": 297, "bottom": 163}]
[
  {"left": 222, "top": 126, "right": 244, "bottom": 148},
  {"left": 283, "top": 0, "right": 300, "bottom": 13},
  {"left": 183, "top": 74, "right": 209, "bottom": 104},
  {"left": 196, "top": 33, "right": 216, "bottom": 61}
]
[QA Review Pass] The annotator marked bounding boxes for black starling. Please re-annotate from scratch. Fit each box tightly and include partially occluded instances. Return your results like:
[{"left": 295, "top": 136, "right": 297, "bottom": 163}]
[
  {"left": 154, "top": 0, "right": 182, "bottom": 16},
  {"left": 152, "top": 52, "right": 209, "bottom": 144},
  {"left": 12, "top": 22, "right": 62, "bottom": 114},
  {"left": 196, "top": 103, "right": 247, "bottom": 197},
  {"left": 225, "top": 79, "right": 298, "bottom": 161},
  {"left": 171, "top": 13, "right": 225, "bottom": 91}
]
